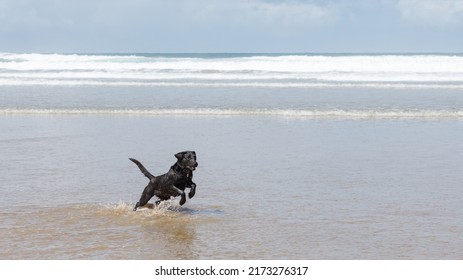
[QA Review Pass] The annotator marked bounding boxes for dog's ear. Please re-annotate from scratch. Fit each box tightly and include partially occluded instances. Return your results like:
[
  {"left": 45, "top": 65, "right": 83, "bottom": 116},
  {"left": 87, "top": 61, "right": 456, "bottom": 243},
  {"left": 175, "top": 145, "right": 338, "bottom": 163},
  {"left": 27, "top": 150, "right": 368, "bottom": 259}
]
[{"left": 175, "top": 152, "right": 185, "bottom": 160}]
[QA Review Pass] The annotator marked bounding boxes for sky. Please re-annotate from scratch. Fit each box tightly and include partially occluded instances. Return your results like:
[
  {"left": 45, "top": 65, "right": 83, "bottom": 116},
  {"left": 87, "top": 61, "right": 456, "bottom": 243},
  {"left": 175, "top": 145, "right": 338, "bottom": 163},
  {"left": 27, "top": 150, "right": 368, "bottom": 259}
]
[{"left": 0, "top": 0, "right": 462, "bottom": 53}]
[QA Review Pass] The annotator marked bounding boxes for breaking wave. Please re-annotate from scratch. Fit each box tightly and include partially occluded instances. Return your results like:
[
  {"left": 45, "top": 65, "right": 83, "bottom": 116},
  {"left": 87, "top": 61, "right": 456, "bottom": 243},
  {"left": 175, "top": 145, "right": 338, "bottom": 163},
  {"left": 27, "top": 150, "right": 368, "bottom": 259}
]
[
  {"left": 2, "top": 108, "right": 462, "bottom": 119},
  {"left": 1, "top": 53, "right": 463, "bottom": 88}
]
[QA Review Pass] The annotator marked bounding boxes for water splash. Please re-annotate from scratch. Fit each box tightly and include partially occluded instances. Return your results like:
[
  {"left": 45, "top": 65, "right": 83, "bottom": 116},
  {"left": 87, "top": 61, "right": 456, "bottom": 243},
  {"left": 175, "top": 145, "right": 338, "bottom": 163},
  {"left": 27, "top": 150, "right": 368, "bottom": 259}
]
[{"left": 1, "top": 108, "right": 462, "bottom": 120}]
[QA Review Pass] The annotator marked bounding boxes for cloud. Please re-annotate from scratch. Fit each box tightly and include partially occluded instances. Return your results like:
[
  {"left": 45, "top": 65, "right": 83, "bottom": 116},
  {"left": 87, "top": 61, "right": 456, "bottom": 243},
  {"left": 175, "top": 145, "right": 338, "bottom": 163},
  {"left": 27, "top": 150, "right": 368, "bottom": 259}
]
[
  {"left": 1, "top": 0, "right": 462, "bottom": 52},
  {"left": 103, "top": 0, "right": 340, "bottom": 30},
  {"left": 396, "top": 0, "right": 463, "bottom": 26},
  {"left": 0, "top": 0, "right": 338, "bottom": 30},
  {"left": 0, "top": 0, "right": 341, "bottom": 52},
  {"left": 215, "top": 0, "right": 338, "bottom": 27},
  {"left": 0, "top": 0, "right": 86, "bottom": 31}
]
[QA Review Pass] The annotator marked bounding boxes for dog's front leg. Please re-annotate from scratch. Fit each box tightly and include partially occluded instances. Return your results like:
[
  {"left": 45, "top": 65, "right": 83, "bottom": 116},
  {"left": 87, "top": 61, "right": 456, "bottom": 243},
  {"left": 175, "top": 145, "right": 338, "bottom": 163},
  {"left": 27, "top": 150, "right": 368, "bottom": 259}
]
[
  {"left": 188, "top": 182, "right": 196, "bottom": 199},
  {"left": 171, "top": 186, "right": 187, "bottom": 205}
]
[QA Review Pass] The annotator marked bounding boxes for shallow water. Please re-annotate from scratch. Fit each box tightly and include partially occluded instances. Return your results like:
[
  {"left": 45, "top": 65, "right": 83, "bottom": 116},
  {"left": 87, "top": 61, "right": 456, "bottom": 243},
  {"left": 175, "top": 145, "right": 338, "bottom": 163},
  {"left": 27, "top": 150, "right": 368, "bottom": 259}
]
[
  {"left": 1, "top": 115, "right": 462, "bottom": 259},
  {"left": 1, "top": 53, "right": 463, "bottom": 259}
]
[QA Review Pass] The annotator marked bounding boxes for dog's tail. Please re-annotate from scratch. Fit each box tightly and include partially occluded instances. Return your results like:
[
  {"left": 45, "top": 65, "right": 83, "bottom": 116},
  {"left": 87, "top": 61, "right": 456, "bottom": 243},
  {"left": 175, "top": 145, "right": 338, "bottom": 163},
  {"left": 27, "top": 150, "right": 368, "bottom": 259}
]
[{"left": 129, "top": 158, "right": 155, "bottom": 181}]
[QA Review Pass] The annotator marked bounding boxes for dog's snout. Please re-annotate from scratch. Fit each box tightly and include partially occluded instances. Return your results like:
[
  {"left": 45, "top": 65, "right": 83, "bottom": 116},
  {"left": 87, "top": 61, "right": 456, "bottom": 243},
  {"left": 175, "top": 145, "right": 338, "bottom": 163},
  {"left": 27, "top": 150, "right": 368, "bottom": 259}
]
[{"left": 194, "top": 162, "right": 198, "bottom": 167}]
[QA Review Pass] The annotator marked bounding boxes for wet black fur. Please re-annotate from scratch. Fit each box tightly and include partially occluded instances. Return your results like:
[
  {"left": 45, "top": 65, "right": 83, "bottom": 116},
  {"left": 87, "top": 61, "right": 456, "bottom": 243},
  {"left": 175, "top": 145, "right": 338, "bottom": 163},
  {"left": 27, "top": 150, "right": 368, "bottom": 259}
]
[{"left": 130, "top": 151, "right": 198, "bottom": 211}]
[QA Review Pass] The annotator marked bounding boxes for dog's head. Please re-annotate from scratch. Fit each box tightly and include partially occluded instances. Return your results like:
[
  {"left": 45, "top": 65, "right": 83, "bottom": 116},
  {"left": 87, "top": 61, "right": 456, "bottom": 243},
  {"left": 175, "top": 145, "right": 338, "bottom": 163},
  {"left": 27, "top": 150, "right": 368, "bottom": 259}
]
[{"left": 175, "top": 151, "right": 198, "bottom": 171}]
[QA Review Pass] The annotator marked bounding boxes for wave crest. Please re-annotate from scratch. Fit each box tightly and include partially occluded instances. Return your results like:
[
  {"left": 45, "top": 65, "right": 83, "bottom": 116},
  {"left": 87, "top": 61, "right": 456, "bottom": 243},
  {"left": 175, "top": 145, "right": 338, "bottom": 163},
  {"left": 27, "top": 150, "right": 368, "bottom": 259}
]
[
  {"left": 1, "top": 108, "right": 462, "bottom": 119},
  {"left": 2, "top": 53, "right": 463, "bottom": 88}
]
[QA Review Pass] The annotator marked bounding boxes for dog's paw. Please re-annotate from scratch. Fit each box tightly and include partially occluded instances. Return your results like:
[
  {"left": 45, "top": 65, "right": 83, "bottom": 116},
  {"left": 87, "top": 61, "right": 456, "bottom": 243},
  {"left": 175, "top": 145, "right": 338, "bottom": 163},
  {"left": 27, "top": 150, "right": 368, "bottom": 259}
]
[
  {"left": 188, "top": 183, "right": 196, "bottom": 198},
  {"left": 133, "top": 202, "right": 140, "bottom": 211},
  {"left": 188, "top": 191, "right": 195, "bottom": 199},
  {"left": 179, "top": 195, "right": 186, "bottom": 205}
]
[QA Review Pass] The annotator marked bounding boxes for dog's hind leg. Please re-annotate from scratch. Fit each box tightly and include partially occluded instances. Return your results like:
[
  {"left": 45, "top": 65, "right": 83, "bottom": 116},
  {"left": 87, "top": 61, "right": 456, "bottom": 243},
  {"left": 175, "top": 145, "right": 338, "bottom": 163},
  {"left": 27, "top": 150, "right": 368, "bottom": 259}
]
[{"left": 134, "top": 185, "right": 155, "bottom": 211}]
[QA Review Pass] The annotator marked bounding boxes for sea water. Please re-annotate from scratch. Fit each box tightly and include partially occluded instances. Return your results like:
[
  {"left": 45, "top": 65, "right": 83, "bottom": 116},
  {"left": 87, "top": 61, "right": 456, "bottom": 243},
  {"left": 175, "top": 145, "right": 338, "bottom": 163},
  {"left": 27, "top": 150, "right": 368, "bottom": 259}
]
[{"left": 0, "top": 53, "right": 462, "bottom": 259}]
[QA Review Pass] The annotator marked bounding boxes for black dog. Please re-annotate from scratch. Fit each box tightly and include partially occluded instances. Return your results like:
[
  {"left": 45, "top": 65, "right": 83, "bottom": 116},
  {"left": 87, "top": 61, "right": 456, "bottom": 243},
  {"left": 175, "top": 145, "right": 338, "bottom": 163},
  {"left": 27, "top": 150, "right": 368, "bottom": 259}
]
[{"left": 130, "top": 151, "right": 198, "bottom": 211}]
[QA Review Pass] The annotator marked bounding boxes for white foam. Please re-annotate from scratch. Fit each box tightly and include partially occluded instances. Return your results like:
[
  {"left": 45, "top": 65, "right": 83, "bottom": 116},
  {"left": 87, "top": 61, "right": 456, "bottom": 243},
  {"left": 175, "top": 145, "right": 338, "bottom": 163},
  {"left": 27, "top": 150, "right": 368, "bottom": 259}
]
[
  {"left": 1, "top": 53, "right": 463, "bottom": 87},
  {"left": 2, "top": 53, "right": 462, "bottom": 73},
  {"left": 0, "top": 78, "right": 462, "bottom": 89},
  {"left": 1, "top": 108, "right": 462, "bottom": 119}
]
